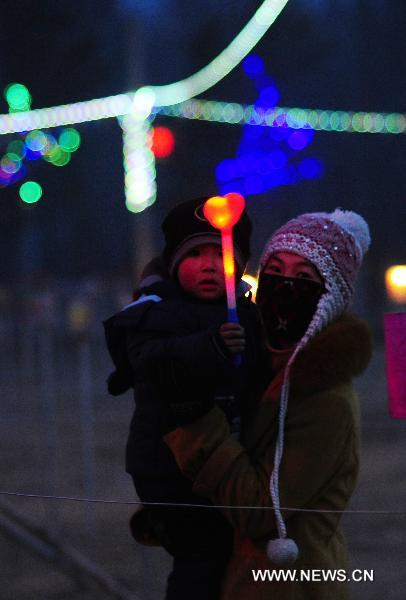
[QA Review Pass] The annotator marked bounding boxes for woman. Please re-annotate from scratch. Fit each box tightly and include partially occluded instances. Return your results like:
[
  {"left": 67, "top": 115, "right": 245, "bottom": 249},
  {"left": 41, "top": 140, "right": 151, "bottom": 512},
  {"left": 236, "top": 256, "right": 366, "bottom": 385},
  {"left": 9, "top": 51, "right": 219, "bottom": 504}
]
[{"left": 164, "top": 208, "right": 373, "bottom": 599}]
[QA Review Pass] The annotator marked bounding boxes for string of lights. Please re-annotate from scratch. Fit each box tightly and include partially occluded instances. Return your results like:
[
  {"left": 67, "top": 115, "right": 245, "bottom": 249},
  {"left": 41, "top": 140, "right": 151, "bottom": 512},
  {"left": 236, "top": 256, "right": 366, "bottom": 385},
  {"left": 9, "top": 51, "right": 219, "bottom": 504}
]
[
  {"left": 1, "top": 95, "right": 406, "bottom": 137},
  {"left": 0, "top": 93, "right": 133, "bottom": 135},
  {"left": 155, "top": 99, "right": 406, "bottom": 135}
]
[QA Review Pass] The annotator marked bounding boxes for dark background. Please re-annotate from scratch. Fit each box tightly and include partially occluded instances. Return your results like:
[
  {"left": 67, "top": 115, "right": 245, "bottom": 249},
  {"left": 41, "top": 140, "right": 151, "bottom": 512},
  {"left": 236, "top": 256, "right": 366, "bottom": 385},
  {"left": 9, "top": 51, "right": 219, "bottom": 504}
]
[{"left": 0, "top": 1, "right": 405, "bottom": 318}]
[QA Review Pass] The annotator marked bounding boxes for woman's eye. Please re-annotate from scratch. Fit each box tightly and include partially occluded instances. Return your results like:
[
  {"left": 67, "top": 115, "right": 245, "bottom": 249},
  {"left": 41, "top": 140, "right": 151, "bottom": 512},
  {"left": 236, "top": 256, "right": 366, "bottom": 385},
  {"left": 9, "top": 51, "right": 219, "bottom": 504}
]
[
  {"left": 267, "top": 265, "right": 281, "bottom": 273},
  {"left": 297, "top": 272, "right": 312, "bottom": 279}
]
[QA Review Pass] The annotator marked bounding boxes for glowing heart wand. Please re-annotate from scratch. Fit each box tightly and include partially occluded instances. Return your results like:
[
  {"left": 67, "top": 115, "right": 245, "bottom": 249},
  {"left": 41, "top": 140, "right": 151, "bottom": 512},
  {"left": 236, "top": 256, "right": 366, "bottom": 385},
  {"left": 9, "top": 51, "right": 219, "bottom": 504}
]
[{"left": 204, "top": 192, "right": 246, "bottom": 365}]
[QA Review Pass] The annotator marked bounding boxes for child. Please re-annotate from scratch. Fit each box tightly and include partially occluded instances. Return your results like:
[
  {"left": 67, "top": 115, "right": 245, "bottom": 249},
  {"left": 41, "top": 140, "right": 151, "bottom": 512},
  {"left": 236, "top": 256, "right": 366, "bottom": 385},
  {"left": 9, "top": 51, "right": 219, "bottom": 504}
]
[{"left": 104, "top": 196, "right": 266, "bottom": 599}]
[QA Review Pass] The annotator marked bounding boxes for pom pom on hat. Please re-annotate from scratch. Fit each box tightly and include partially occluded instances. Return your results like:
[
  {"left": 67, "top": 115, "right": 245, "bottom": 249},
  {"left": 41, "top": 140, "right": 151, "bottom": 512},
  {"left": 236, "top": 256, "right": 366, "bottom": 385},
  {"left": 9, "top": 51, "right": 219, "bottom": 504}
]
[{"left": 328, "top": 209, "right": 371, "bottom": 256}]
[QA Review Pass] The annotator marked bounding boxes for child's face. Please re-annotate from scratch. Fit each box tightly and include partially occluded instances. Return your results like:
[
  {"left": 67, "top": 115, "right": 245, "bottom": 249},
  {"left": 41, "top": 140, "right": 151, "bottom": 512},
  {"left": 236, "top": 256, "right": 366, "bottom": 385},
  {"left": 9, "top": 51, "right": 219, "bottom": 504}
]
[{"left": 177, "top": 243, "right": 226, "bottom": 300}]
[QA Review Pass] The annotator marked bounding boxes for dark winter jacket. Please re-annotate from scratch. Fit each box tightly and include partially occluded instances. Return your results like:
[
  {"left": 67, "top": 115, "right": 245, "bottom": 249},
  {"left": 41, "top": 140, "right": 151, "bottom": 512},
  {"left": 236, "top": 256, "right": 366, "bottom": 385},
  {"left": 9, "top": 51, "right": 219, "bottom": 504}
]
[
  {"left": 165, "top": 313, "right": 373, "bottom": 599},
  {"left": 104, "top": 279, "right": 266, "bottom": 503}
]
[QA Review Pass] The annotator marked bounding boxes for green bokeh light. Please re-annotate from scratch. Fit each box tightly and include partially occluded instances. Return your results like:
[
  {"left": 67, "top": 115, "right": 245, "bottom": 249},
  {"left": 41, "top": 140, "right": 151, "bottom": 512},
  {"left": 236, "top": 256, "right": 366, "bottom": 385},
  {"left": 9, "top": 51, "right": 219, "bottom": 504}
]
[
  {"left": 4, "top": 83, "right": 31, "bottom": 112},
  {"left": 7, "top": 140, "right": 26, "bottom": 158},
  {"left": 43, "top": 145, "right": 62, "bottom": 163},
  {"left": 59, "top": 128, "right": 81, "bottom": 152},
  {"left": 19, "top": 181, "right": 42, "bottom": 204},
  {"left": 51, "top": 147, "right": 71, "bottom": 167},
  {"left": 49, "top": 147, "right": 71, "bottom": 167},
  {"left": 43, "top": 143, "right": 71, "bottom": 166}
]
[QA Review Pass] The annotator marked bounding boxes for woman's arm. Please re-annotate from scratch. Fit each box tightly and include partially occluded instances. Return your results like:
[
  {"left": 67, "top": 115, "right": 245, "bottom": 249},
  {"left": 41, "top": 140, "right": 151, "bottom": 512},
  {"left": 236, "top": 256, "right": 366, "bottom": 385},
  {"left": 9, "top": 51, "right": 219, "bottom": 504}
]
[{"left": 164, "top": 390, "right": 355, "bottom": 539}]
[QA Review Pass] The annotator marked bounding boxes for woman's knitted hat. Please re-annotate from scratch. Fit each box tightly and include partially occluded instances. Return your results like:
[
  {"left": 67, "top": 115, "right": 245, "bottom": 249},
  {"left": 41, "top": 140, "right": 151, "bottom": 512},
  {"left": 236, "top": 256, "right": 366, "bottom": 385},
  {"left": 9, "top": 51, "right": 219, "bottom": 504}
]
[
  {"left": 162, "top": 196, "right": 252, "bottom": 276},
  {"left": 258, "top": 209, "right": 371, "bottom": 566}
]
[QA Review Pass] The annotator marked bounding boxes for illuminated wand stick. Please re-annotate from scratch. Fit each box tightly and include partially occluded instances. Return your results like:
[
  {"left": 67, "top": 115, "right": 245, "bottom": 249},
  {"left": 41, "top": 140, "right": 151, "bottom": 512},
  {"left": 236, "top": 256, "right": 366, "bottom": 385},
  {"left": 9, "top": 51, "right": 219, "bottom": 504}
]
[{"left": 204, "top": 192, "right": 246, "bottom": 365}]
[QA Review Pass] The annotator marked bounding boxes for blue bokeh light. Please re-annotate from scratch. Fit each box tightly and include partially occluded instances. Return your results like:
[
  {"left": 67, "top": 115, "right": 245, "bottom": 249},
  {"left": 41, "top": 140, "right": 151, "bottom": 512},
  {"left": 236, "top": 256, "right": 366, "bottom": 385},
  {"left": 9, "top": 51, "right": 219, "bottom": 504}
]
[
  {"left": 215, "top": 55, "right": 323, "bottom": 197},
  {"left": 268, "top": 149, "right": 287, "bottom": 169},
  {"left": 0, "top": 163, "right": 26, "bottom": 187},
  {"left": 245, "top": 175, "right": 265, "bottom": 195},
  {"left": 269, "top": 124, "right": 290, "bottom": 141},
  {"left": 298, "top": 157, "right": 324, "bottom": 179},
  {"left": 24, "top": 147, "right": 43, "bottom": 161},
  {"left": 216, "top": 159, "right": 235, "bottom": 182},
  {"left": 258, "top": 85, "right": 280, "bottom": 108},
  {"left": 242, "top": 54, "right": 265, "bottom": 78},
  {"left": 287, "top": 129, "right": 313, "bottom": 150},
  {"left": 244, "top": 125, "right": 264, "bottom": 141},
  {"left": 220, "top": 180, "right": 245, "bottom": 196}
]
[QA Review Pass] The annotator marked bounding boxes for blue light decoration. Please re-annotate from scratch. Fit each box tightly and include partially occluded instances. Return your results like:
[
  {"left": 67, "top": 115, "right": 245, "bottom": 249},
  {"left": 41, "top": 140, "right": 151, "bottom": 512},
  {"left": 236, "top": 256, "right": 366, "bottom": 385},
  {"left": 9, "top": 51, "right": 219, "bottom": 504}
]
[
  {"left": 0, "top": 84, "right": 81, "bottom": 199},
  {"left": 215, "top": 55, "right": 323, "bottom": 197}
]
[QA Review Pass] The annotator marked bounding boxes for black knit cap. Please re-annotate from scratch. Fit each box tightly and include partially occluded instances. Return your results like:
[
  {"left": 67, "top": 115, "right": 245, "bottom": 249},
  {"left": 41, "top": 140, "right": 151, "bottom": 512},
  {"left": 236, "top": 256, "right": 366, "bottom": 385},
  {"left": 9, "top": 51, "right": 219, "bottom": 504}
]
[{"left": 162, "top": 196, "right": 252, "bottom": 275}]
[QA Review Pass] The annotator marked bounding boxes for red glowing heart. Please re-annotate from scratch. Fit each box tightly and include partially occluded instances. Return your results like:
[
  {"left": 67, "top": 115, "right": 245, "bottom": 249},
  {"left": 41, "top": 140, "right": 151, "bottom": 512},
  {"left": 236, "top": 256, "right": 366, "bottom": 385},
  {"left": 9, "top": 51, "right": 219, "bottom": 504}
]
[{"left": 203, "top": 192, "right": 245, "bottom": 230}]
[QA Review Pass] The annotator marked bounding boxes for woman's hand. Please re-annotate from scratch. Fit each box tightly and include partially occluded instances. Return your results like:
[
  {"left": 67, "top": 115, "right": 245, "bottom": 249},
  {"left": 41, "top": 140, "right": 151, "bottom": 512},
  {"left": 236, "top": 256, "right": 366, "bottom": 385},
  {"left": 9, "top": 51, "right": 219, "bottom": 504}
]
[{"left": 218, "top": 323, "right": 246, "bottom": 355}]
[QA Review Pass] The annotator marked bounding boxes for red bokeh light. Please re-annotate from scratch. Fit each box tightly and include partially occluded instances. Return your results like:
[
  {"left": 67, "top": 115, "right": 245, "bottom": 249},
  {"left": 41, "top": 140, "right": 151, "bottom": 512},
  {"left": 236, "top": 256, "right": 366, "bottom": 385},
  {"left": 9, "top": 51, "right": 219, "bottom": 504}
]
[{"left": 150, "top": 126, "right": 175, "bottom": 158}]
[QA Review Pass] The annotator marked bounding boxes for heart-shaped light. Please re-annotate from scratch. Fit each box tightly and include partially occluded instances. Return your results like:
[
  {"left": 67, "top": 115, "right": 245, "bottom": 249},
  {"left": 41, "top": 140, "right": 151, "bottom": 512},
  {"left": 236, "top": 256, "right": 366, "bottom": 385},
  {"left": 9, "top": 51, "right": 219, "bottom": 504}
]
[{"left": 203, "top": 192, "right": 245, "bottom": 230}]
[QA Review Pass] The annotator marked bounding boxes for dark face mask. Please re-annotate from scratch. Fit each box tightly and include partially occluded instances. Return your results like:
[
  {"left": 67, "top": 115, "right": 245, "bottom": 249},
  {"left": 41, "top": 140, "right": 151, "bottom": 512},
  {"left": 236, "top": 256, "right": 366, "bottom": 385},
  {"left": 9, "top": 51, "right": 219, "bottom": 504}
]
[{"left": 256, "top": 274, "right": 325, "bottom": 349}]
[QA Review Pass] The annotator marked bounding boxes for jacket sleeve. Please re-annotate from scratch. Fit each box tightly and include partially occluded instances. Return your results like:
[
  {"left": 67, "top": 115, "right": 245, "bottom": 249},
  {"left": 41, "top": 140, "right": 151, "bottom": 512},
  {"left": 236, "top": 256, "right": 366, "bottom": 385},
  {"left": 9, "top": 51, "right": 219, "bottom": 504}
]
[
  {"left": 126, "top": 323, "right": 232, "bottom": 385},
  {"left": 164, "top": 391, "right": 356, "bottom": 540}
]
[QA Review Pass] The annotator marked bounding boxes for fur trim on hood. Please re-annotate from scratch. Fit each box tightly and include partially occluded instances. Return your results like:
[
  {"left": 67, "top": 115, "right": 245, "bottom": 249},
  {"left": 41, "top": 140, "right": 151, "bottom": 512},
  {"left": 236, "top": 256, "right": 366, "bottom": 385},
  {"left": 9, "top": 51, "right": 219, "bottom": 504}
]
[{"left": 289, "top": 312, "right": 373, "bottom": 395}]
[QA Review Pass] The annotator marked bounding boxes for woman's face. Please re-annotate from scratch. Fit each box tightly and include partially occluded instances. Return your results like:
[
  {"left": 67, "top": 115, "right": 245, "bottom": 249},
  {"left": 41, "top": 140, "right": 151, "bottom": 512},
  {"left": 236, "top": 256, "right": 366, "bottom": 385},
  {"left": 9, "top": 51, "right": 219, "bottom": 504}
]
[
  {"left": 263, "top": 252, "right": 323, "bottom": 285},
  {"left": 257, "top": 251, "right": 326, "bottom": 349}
]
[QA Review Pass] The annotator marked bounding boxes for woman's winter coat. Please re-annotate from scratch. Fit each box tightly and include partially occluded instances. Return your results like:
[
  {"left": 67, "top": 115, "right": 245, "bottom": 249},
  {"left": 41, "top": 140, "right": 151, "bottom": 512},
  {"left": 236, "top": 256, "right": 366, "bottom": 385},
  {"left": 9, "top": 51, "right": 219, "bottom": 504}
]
[{"left": 165, "top": 313, "right": 372, "bottom": 599}]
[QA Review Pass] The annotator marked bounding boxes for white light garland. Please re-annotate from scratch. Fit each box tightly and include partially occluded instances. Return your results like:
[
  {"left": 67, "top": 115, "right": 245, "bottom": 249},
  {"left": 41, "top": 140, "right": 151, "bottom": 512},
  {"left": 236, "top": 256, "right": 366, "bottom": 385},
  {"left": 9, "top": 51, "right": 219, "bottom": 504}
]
[
  {"left": 121, "top": 106, "right": 156, "bottom": 213},
  {"left": 0, "top": 94, "right": 133, "bottom": 135},
  {"left": 143, "top": 0, "right": 290, "bottom": 107}
]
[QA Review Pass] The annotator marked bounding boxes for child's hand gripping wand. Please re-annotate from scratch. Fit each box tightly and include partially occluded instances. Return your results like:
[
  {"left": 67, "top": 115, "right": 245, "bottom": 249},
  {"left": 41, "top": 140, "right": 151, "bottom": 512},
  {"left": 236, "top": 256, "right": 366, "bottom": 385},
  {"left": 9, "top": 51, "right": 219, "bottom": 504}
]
[{"left": 203, "top": 193, "right": 246, "bottom": 367}]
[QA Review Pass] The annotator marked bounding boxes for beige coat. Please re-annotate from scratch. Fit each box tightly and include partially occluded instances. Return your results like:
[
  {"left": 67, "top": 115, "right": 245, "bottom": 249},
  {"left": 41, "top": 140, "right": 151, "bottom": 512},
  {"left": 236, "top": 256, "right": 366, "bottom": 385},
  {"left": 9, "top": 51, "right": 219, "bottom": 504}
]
[{"left": 165, "top": 313, "right": 372, "bottom": 599}]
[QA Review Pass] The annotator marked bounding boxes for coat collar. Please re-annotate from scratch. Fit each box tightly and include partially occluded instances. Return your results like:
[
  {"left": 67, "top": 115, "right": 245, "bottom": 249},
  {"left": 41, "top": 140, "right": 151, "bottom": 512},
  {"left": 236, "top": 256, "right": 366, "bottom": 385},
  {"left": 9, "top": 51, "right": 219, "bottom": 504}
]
[
  {"left": 264, "top": 313, "right": 372, "bottom": 400},
  {"left": 244, "top": 313, "right": 372, "bottom": 455}
]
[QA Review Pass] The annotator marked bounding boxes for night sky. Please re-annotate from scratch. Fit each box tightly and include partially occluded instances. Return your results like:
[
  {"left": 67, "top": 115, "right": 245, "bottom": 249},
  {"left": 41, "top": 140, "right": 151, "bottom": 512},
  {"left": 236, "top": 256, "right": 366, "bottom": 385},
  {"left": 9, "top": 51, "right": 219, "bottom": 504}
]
[{"left": 0, "top": 0, "right": 405, "bottom": 329}]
